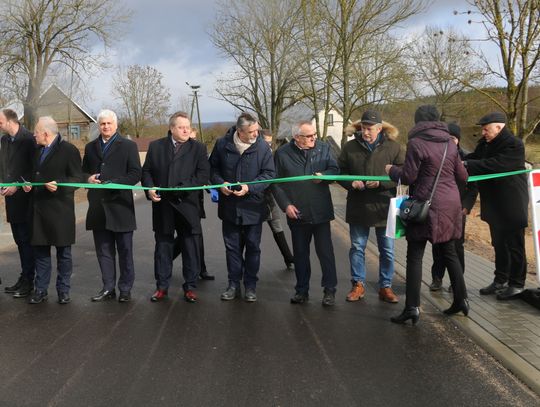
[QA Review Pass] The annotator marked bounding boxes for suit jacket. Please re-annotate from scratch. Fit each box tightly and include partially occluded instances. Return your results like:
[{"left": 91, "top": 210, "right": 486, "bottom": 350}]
[
  {"left": 142, "top": 135, "right": 210, "bottom": 235},
  {"left": 82, "top": 133, "right": 141, "bottom": 232},
  {"left": 29, "top": 135, "right": 82, "bottom": 246},
  {"left": 0, "top": 125, "right": 36, "bottom": 223}
]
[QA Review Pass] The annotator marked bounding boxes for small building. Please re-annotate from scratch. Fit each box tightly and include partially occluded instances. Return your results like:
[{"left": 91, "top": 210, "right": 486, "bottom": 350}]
[
  {"left": 276, "top": 101, "right": 351, "bottom": 149},
  {"left": 2, "top": 84, "right": 97, "bottom": 141},
  {"left": 35, "top": 84, "right": 96, "bottom": 141}
]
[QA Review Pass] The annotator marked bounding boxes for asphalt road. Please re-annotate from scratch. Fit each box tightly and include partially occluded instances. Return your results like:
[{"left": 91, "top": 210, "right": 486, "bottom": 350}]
[{"left": 0, "top": 197, "right": 538, "bottom": 406}]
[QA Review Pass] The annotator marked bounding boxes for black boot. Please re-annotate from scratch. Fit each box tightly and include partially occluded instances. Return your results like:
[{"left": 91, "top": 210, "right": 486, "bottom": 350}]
[
  {"left": 5, "top": 276, "right": 24, "bottom": 293},
  {"left": 443, "top": 299, "right": 469, "bottom": 316},
  {"left": 13, "top": 278, "right": 34, "bottom": 298},
  {"left": 390, "top": 306, "right": 420, "bottom": 325},
  {"left": 272, "top": 231, "right": 294, "bottom": 270}
]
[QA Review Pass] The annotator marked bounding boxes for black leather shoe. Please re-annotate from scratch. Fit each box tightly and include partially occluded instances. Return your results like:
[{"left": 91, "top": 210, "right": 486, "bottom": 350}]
[
  {"left": 91, "top": 289, "right": 116, "bottom": 302},
  {"left": 479, "top": 281, "right": 505, "bottom": 295},
  {"left": 443, "top": 299, "right": 469, "bottom": 316},
  {"left": 322, "top": 290, "right": 335, "bottom": 306},
  {"left": 496, "top": 286, "right": 524, "bottom": 300},
  {"left": 5, "top": 276, "right": 24, "bottom": 293},
  {"left": 57, "top": 292, "right": 71, "bottom": 304},
  {"left": 29, "top": 290, "right": 48, "bottom": 304},
  {"left": 390, "top": 307, "right": 420, "bottom": 325},
  {"left": 199, "top": 271, "right": 215, "bottom": 281},
  {"left": 118, "top": 291, "right": 131, "bottom": 303},
  {"left": 290, "top": 292, "right": 309, "bottom": 304},
  {"left": 13, "top": 280, "right": 34, "bottom": 298}
]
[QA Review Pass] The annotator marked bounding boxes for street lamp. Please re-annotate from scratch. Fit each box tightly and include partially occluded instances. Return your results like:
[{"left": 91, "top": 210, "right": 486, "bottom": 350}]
[{"left": 186, "top": 82, "right": 204, "bottom": 143}]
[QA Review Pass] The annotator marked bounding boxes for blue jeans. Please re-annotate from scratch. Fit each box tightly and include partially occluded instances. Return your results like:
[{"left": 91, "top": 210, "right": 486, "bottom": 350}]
[
  {"left": 349, "top": 224, "right": 394, "bottom": 288},
  {"left": 33, "top": 245, "right": 72, "bottom": 294}
]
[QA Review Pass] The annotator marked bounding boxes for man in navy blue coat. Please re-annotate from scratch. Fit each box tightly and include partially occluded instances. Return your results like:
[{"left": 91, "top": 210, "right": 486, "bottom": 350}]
[
  {"left": 272, "top": 121, "right": 340, "bottom": 306},
  {"left": 209, "top": 113, "right": 275, "bottom": 302}
]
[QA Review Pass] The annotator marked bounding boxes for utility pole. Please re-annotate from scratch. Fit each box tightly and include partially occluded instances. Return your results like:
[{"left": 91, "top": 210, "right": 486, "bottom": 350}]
[{"left": 186, "top": 82, "right": 204, "bottom": 143}]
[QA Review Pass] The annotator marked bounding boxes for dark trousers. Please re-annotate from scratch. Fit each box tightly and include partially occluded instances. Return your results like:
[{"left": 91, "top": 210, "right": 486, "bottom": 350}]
[
  {"left": 93, "top": 230, "right": 135, "bottom": 293},
  {"left": 406, "top": 239, "right": 466, "bottom": 308},
  {"left": 222, "top": 221, "right": 262, "bottom": 289},
  {"left": 432, "top": 214, "right": 466, "bottom": 279},
  {"left": 33, "top": 245, "right": 72, "bottom": 294},
  {"left": 489, "top": 225, "right": 527, "bottom": 288},
  {"left": 154, "top": 213, "right": 200, "bottom": 291},
  {"left": 10, "top": 221, "right": 35, "bottom": 281},
  {"left": 173, "top": 233, "right": 207, "bottom": 274},
  {"left": 290, "top": 221, "right": 337, "bottom": 295}
]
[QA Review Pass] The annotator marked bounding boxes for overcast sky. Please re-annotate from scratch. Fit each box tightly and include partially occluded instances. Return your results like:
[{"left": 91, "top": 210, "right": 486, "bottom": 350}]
[{"left": 84, "top": 0, "right": 481, "bottom": 122}]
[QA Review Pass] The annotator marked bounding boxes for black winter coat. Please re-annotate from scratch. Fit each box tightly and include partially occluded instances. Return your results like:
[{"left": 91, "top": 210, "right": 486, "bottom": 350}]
[
  {"left": 82, "top": 134, "right": 141, "bottom": 232},
  {"left": 389, "top": 122, "right": 468, "bottom": 243},
  {"left": 142, "top": 135, "right": 210, "bottom": 235},
  {"left": 28, "top": 135, "right": 82, "bottom": 246},
  {"left": 209, "top": 127, "right": 275, "bottom": 225},
  {"left": 0, "top": 125, "right": 36, "bottom": 223},
  {"left": 272, "top": 139, "right": 339, "bottom": 225},
  {"left": 338, "top": 123, "right": 405, "bottom": 227},
  {"left": 465, "top": 126, "right": 528, "bottom": 229}
]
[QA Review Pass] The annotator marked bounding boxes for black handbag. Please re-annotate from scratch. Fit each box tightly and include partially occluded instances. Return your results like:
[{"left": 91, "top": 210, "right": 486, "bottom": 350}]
[{"left": 399, "top": 141, "right": 449, "bottom": 226}]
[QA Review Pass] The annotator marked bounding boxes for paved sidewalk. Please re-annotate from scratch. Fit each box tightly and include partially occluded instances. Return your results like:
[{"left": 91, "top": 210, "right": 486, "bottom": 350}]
[{"left": 331, "top": 184, "right": 540, "bottom": 396}]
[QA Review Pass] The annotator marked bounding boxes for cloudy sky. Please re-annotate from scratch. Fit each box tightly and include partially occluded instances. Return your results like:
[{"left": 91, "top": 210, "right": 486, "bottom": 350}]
[{"left": 84, "top": 0, "right": 480, "bottom": 122}]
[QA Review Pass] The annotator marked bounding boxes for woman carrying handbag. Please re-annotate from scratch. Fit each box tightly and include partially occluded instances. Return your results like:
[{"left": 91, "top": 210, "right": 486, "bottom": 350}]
[{"left": 385, "top": 105, "right": 469, "bottom": 325}]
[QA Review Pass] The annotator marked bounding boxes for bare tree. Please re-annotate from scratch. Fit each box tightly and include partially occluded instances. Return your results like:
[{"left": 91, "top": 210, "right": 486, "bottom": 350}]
[
  {"left": 318, "top": 0, "right": 427, "bottom": 146},
  {"left": 459, "top": 0, "right": 540, "bottom": 141},
  {"left": 407, "top": 26, "right": 485, "bottom": 121},
  {"left": 113, "top": 65, "right": 171, "bottom": 138},
  {"left": 211, "top": 0, "right": 307, "bottom": 132},
  {"left": 0, "top": 0, "right": 131, "bottom": 129}
]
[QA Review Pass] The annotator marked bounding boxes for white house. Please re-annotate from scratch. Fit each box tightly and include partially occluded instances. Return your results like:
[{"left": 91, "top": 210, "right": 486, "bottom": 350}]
[{"left": 276, "top": 101, "right": 351, "bottom": 147}]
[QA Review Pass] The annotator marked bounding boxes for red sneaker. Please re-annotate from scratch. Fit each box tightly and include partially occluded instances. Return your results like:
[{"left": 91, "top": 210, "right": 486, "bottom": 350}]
[
  {"left": 150, "top": 289, "right": 168, "bottom": 302},
  {"left": 184, "top": 290, "right": 197, "bottom": 303}
]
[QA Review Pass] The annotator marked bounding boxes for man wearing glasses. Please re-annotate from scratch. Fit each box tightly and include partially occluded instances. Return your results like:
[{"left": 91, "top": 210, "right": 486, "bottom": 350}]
[{"left": 272, "top": 121, "right": 340, "bottom": 306}]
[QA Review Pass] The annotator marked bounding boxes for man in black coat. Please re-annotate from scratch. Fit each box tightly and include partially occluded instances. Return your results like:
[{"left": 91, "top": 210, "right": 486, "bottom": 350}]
[
  {"left": 272, "top": 121, "right": 340, "bottom": 306},
  {"left": 209, "top": 113, "right": 275, "bottom": 302},
  {"left": 464, "top": 112, "right": 529, "bottom": 300},
  {"left": 23, "top": 116, "right": 82, "bottom": 304},
  {"left": 82, "top": 109, "right": 141, "bottom": 303},
  {"left": 0, "top": 109, "right": 36, "bottom": 297},
  {"left": 142, "top": 111, "right": 210, "bottom": 303}
]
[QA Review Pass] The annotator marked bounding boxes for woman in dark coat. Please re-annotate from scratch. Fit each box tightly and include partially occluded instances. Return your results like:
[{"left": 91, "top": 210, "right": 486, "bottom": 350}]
[{"left": 385, "top": 105, "right": 469, "bottom": 325}]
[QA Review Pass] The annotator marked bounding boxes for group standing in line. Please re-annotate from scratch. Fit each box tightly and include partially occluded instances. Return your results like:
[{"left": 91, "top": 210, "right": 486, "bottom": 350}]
[{"left": 0, "top": 105, "right": 529, "bottom": 325}]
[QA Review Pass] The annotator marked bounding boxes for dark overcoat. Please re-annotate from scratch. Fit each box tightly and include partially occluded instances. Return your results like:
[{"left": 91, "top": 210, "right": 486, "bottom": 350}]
[
  {"left": 29, "top": 135, "right": 82, "bottom": 246},
  {"left": 82, "top": 134, "right": 141, "bottom": 232},
  {"left": 338, "top": 122, "right": 405, "bottom": 227},
  {"left": 465, "top": 126, "right": 528, "bottom": 229},
  {"left": 389, "top": 122, "right": 468, "bottom": 244},
  {"left": 0, "top": 125, "right": 36, "bottom": 223},
  {"left": 209, "top": 126, "right": 275, "bottom": 225},
  {"left": 142, "top": 135, "right": 210, "bottom": 235},
  {"left": 272, "top": 139, "right": 339, "bottom": 225}
]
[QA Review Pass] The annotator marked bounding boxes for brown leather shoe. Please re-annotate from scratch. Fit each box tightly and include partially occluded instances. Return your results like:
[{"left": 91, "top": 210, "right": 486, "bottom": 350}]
[
  {"left": 379, "top": 287, "right": 399, "bottom": 303},
  {"left": 346, "top": 282, "right": 365, "bottom": 302}
]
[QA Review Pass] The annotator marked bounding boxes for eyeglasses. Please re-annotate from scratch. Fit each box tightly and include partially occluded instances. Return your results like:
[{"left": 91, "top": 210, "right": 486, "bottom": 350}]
[{"left": 297, "top": 133, "right": 317, "bottom": 138}]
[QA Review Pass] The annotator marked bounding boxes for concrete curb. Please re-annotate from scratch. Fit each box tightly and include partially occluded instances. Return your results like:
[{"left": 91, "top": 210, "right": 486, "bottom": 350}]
[{"left": 332, "top": 213, "right": 540, "bottom": 396}]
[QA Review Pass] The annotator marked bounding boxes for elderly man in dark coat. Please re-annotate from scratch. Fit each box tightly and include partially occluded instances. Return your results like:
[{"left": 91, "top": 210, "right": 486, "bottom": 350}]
[
  {"left": 82, "top": 109, "right": 141, "bottom": 303},
  {"left": 23, "top": 116, "right": 82, "bottom": 304},
  {"left": 209, "top": 112, "right": 275, "bottom": 302},
  {"left": 272, "top": 120, "right": 340, "bottom": 306},
  {"left": 0, "top": 108, "right": 36, "bottom": 298},
  {"left": 339, "top": 110, "right": 404, "bottom": 304},
  {"left": 142, "top": 111, "right": 210, "bottom": 303},
  {"left": 386, "top": 105, "right": 469, "bottom": 324},
  {"left": 464, "top": 112, "right": 529, "bottom": 300}
]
